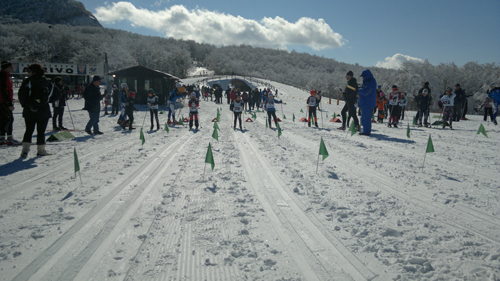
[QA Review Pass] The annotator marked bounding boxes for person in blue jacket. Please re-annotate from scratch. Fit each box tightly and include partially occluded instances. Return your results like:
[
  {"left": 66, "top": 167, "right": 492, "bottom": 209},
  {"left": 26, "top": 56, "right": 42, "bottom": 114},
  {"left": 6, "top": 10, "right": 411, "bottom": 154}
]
[
  {"left": 167, "top": 83, "right": 184, "bottom": 124},
  {"left": 357, "top": 69, "right": 377, "bottom": 135},
  {"left": 488, "top": 82, "right": 500, "bottom": 125}
]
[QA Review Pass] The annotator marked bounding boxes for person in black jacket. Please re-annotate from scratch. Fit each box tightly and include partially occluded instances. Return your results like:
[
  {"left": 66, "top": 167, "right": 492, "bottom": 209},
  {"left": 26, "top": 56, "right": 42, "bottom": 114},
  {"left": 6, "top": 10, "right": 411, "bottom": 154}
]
[
  {"left": 83, "top": 76, "right": 105, "bottom": 135},
  {"left": 51, "top": 77, "right": 68, "bottom": 130},
  {"left": 453, "top": 84, "right": 465, "bottom": 122},
  {"left": 415, "top": 82, "right": 432, "bottom": 121},
  {"left": 18, "top": 64, "right": 61, "bottom": 157},
  {"left": 338, "top": 71, "right": 360, "bottom": 131}
]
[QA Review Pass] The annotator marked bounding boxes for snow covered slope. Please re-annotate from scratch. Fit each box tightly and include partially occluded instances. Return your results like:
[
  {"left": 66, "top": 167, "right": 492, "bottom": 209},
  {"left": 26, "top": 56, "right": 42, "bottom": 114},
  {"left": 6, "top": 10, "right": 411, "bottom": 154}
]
[{"left": 1, "top": 77, "right": 499, "bottom": 281}]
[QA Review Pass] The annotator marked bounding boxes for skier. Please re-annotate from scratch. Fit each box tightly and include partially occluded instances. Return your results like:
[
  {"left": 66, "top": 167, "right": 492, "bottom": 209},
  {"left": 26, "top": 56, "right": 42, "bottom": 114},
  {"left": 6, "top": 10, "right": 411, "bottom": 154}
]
[
  {"left": 399, "top": 92, "right": 407, "bottom": 120},
  {"left": 416, "top": 89, "right": 432, "bottom": 127},
  {"left": 118, "top": 83, "right": 129, "bottom": 127},
  {"left": 338, "top": 71, "right": 360, "bottom": 131},
  {"left": 265, "top": 93, "right": 284, "bottom": 128},
  {"left": 167, "top": 84, "right": 183, "bottom": 125},
  {"left": 225, "top": 86, "right": 231, "bottom": 104},
  {"left": 111, "top": 85, "right": 119, "bottom": 115},
  {"left": 147, "top": 89, "right": 160, "bottom": 131},
  {"left": 230, "top": 94, "right": 244, "bottom": 131},
  {"left": 375, "top": 86, "right": 386, "bottom": 123},
  {"left": 388, "top": 85, "right": 402, "bottom": 128},
  {"left": 453, "top": 84, "right": 466, "bottom": 122},
  {"left": 488, "top": 82, "right": 500, "bottom": 125},
  {"left": 440, "top": 87, "right": 456, "bottom": 129},
  {"left": 306, "top": 90, "right": 319, "bottom": 127},
  {"left": 0, "top": 60, "right": 21, "bottom": 145},
  {"left": 188, "top": 92, "right": 200, "bottom": 131},
  {"left": 482, "top": 95, "right": 494, "bottom": 122},
  {"left": 51, "top": 76, "right": 68, "bottom": 130},
  {"left": 124, "top": 89, "right": 138, "bottom": 130}
]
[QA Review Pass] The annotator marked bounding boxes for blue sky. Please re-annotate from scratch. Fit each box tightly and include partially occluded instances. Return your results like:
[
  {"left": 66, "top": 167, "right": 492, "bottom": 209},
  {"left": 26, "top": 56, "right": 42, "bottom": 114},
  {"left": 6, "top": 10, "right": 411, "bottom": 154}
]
[{"left": 79, "top": 0, "right": 500, "bottom": 69}]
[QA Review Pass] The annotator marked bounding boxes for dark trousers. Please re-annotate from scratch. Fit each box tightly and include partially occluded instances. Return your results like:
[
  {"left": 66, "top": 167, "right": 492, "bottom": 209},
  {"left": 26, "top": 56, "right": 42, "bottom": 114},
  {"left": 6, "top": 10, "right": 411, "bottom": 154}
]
[
  {"left": 484, "top": 107, "right": 494, "bottom": 122},
  {"left": 23, "top": 116, "right": 49, "bottom": 144},
  {"left": 234, "top": 112, "right": 242, "bottom": 129},
  {"left": 52, "top": 106, "right": 64, "bottom": 128},
  {"left": 0, "top": 104, "right": 13, "bottom": 136},
  {"left": 112, "top": 102, "right": 119, "bottom": 114},
  {"left": 86, "top": 111, "right": 100, "bottom": 132},
  {"left": 267, "top": 111, "right": 278, "bottom": 127},
  {"left": 189, "top": 112, "right": 199, "bottom": 128},
  {"left": 150, "top": 109, "right": 159, "bottom": 128},
  {"left": 341, "top": 101, "right": 359, "bottom": 127},
  {"left": 454, "top": 103, "right": 463, "bottom": 121},
  {"left": 126, "top": 109, "right": 134, "bottom": 128}
]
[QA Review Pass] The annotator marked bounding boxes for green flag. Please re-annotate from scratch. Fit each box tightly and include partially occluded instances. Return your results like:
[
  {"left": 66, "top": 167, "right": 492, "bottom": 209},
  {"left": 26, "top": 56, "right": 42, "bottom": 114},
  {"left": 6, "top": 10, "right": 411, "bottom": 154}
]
[
  {"left": 178, "top": 118, "right": 184, "bottom": 126},
  {"left": 349, "top": 122, "right": 356, "bottom": 136},
  {"left": 213, "top": 121, "right": 219, "bottom": 131},
  {"left": 413, "top": 117, "right": 418, "bottom": 125},
  {"left": 266, "top": 117, "right": 269, "bottom": 128},
  {"left": 205, "top": 143, "right": 215, "bottom": 170},
  {"left": 212, "top": 127, "right": 218, "bottom": 141},
  {"left": 293, "top": 113, "right": 295, "bottom": 122},
  {"left": 407, "top": 123, "right": 411, "bottom": 139},
  {"left": 300, "top": 109, "right": 304, "bottom": 113},
  {"left": 140, "top": 128, "right": 145, "bottom": 145},
  {"left": 371, "top": 111, "right": 375, "bottom": 120},
  {"left": 311, "top": 117, "right": 315, "bottom": 126},
  {"left": 426, "top": 134, "right": 434, "bottom": 153},
  {"left": 477, "top": 124, "right": 488, "bottom": 138},
  {"left": 333, "top": 112, "right": 336, "bottom": 118},
  {"left": 319, "top": 137, "right": 329, "bottom": 161},
  {"left": 283, "top": 114, "right": 286, "bottom": 120},
  {"left": 74, "top": 148, "right": 80, "bottom": 177},
  {"left": 165, "top": 122, "right": 169, "bottom": 133},
  {"left": 277, "top": 122, "right": 282, "bottom": 138}
]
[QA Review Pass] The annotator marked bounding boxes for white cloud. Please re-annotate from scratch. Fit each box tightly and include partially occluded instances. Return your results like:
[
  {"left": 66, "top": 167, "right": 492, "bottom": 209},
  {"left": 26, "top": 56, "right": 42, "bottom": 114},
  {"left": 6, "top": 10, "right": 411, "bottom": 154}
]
[
  {"left": 376, "top": 53, "right": 424, "bottom": 70},
  {"left": 94, "top": 2, "right": 345, "bottom": 50}
]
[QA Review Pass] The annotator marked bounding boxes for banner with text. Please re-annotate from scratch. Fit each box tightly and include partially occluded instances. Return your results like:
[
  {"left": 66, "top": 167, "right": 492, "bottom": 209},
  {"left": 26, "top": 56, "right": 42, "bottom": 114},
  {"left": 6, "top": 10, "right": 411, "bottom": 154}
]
[{"left": 11, "top": 63, "right": 104, "bottom": 76}]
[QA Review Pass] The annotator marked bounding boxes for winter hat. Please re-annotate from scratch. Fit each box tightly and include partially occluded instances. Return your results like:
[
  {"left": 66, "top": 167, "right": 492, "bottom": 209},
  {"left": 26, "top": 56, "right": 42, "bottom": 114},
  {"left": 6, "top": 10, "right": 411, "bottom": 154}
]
[
  {"left": 377, "top": 85, "right": 381, "bottom": 89},
  {"left": 92, "top": 76, "right": 102, "bottom": 82},
  {"left": 148, "top": 89, "right": 154, "bottom": 94},
  {"left": 422, "top": 89, "right": 429, "bottom": 94},
  {"left": 392, "top": 85, "right": 398, "bottom": 90},
  {"left": 190, "top": 92, "right": 196, "bottom": 98},
  {"left": 446, "top": 87, "right": 452, "bottom": 91},
  {"left": 176, "top": 83, "right": 182, "bottom": 88},
  {"left": 268, "top": 93, "right": 274, "bottom": 98},
  {"left": 1, "top": 61, "right": 12, "bottom": 69},
  {"left": 346, "top": 71, "right": 354, "bottom": 77},
  {"left": 54, "top": 76, "right": 63, "bottom": 84},
  {"left": 491, "top": 83, "right": 497, "bottom": 87},
  {"left": 121, "top": 83, "right": 128, "bottom": 89},
  {"left": 455, "top": 83, "right": 460, "bottom": 87},
  {"left": 424, "top": 82, "right": 429, "bottom": 86},
  {"left": 112, "top": 85, "right": 117, "bottom": 89},
  {"left": 310, "top": 90, "right": 317, "bottom": 95},
  {"left": 128, "top": 91, "right": 136, "bottom": 98}
]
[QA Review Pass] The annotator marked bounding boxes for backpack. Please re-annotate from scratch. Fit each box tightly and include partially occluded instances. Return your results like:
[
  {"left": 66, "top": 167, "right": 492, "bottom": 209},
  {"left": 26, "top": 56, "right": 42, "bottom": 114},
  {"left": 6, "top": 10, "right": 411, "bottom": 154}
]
[{"left": 19, "top": 77, "right": 54, "bottom": 109}]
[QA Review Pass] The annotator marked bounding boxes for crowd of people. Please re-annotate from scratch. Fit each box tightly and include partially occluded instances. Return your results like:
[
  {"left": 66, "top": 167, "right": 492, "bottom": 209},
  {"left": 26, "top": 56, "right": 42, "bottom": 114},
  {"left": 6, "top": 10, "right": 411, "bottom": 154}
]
[{"left": 1, "top": 62, "right": 499, "bottom": 158}]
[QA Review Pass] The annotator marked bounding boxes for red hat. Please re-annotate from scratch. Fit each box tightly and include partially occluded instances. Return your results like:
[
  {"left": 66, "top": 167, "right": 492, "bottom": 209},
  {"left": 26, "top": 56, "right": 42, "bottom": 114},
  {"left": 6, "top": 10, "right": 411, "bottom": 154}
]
[
  {"left": 128, "top": 91, "right": 136, "bottom": 98},
  {"left": 310, "top": 90, "right": 317, "bottom": 95}
]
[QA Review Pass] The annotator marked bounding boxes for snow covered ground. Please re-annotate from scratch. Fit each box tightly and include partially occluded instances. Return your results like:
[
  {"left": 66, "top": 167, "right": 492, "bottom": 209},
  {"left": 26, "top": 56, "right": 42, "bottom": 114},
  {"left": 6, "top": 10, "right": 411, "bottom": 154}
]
[{"left": 1, "top": 76, "right": 500, "bottom": 281}]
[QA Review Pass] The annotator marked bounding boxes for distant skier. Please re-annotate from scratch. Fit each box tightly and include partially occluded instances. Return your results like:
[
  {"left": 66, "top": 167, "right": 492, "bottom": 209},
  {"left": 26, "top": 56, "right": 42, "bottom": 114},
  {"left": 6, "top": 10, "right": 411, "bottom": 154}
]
[
  {"left": 306, "top": 90, "right": 319, "bottom": 128},
  {"left": 440, "top": 87, "right": 456, "bottom": 129},
  {"left": 230, "top": 94, "right": 244, "bottom": 131},
  {"left": 188, "top": 92, "right": 200, "bottom": 131},
  {"left": 124, "top": 89, "right": 138, "bottom": 130},
  {"left": 167, "top": 84, "right": 183, "bottom": 125},
  {"left": 375, "top": 86, "right": 386, "bottom": 123},
  {"left": 264, "top": 93, "right": 284, "bottom": 128},
  {"left": 147, "top": 89, "right": 160, "bottom": 131},
  {"left": 388, "top": 85, "right": 402, "bottom": 128}
]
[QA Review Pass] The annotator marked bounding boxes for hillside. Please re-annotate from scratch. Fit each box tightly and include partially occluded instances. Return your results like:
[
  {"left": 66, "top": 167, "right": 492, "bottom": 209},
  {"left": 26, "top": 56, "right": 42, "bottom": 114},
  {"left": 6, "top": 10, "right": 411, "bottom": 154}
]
[{"left": 0, "top": 0, "right": 101, "bottom": 27}]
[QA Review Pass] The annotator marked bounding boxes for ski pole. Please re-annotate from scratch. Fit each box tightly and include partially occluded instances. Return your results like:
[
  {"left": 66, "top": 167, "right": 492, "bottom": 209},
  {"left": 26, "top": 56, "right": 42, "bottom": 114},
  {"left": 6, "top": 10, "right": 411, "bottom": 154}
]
[
  {"left": 141, "top": 106, "right": 149, "bottom": 128},
  {"left": 65, "top": 98, "right": 77, "bottom": 131}
]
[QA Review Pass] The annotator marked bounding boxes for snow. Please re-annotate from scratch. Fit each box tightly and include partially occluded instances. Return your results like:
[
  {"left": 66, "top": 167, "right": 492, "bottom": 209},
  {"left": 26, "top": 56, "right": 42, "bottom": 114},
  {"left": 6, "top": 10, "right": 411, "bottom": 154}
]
[{"left": 1, "top": 76, "right": 500, "bottom": 281}]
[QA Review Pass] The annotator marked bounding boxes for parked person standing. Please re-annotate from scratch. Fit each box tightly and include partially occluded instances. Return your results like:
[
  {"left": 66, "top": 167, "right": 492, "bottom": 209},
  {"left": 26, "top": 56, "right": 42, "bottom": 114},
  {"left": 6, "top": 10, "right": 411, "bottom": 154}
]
[
  {"left": 18, "top": 63, "right": 60, "bottom": 156},
  {"left": 225, "top": 86, "right": 231, "bottom": 104},
  {"left": 375, "top": 86, "right": 386, "bottom": 123},
  {"left": 358, "top": 69, "right": 377, "bottom": 135},
  {"left": 265, "top": 93, "right": 284, "bottom": 128},
  {"left": 0, "top": 60, "right": 21, "bottom": 145},
  {"left": 415, "top": 82, "right": 432, "bottom": 121},
  {"left": 482, "top": 95, "right": 494, "bottom": 122},
  {"left": 147, "top": 89, "right": 160, "bottom": 131},
  {"left": 51, "top": 76, "right": 68, "bottom": 130},
  {"left": 83, "top": 76, "right": 105, "bottom": 135},
  {"left": 103, "top": 89, "right": 110, "bottom": 115},
  {"left": 124, "top": 89, "right": 138, "bottom": 130},
  {"left": 338, "top": 71, "right": 360, "bottom": 131},
  {"left": 167, "top": 83, "right": 183, "bottom": 125},
  {"left": 488, "top": 83, "right": 500, "bottom": 125},
  {"left": 416, "top": 89, "right": 432, "bottom": 127}
]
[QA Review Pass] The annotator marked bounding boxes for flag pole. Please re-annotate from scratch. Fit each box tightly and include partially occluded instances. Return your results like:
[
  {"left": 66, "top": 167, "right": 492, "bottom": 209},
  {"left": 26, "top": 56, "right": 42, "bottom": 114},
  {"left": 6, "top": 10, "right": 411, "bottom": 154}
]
[
  {"left": 422, "top": 152, "right": 427, "bottom": 172},
  {"left": 203, "top": 163, "right": 207, "bottom": 182},
  {"left": 316, "top": 155, "right": 320, "bottom": 174}
]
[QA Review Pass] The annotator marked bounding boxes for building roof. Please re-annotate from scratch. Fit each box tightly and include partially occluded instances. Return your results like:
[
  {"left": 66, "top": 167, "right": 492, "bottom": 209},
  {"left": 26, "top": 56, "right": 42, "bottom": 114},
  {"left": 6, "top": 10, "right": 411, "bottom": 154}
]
[{"left": 106, "top": 65, "right": 182, "bottom": 81}]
